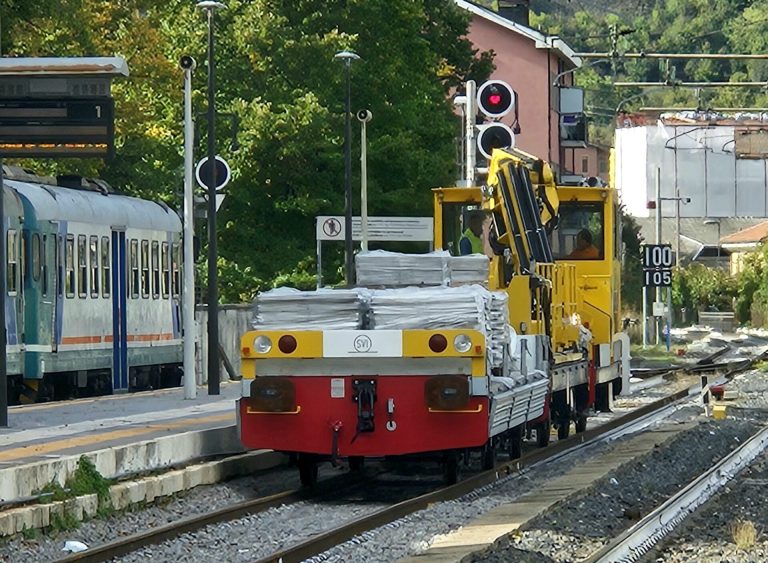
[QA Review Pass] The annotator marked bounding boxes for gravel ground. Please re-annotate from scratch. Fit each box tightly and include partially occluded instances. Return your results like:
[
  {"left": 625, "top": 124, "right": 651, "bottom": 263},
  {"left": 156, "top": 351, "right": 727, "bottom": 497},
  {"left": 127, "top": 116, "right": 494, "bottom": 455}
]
[
  {"left": 469, "top": 415, "right": 764, "bottom": 562},
  {"left": 642, "top": 441, "right": 768, "bottom": 563},
  {"left": 0, "top": 460, "right": 328, "bottom": 562}
]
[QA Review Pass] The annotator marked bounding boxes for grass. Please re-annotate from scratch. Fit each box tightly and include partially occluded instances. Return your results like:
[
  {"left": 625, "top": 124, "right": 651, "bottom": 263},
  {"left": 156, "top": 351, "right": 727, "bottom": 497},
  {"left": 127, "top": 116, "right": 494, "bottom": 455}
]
[
  {"left": 731, "top": 519, "right": 758, "bottom": 550},
  {"left": 756, "top": 360, "right": 768, "bottom": 373},
  {"left": 32, "top": 455, "right": 116, "bottom": 533},
  {"left": 630, "top": 344, "right": 684, "bottom": 362}
]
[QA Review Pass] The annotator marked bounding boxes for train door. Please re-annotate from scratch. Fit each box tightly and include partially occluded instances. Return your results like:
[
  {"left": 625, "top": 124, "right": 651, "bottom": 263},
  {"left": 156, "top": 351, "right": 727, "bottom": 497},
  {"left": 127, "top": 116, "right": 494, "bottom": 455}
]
[
  {"left": 110, "top": 229, "right": 128, "bottom": 392},
  {"left": 52, "top": 231, "right": 63, "bottom": 353}
]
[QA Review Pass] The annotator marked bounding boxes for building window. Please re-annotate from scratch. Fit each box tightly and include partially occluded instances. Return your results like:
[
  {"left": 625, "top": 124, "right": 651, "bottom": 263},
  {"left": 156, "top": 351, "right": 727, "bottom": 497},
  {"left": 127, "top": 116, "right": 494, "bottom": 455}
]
[
  {"left": 598, "top": 155, "right": 608, "bottom": 174},
  {"left": 7, "top": 230, "right": 17, "bottom": 295},
  {"left": 65, "top": 235, "right": 75, "bottom": 298},
  {"left": 581, "top": 156, "right": 589, "bottom": 174},
  {"left": 90, "top": 236, "right": 99, "bottom": 297},
  {"left": 78, "top": 235, "right": 87, "bottom": 297},
  {"left": 102, "top": 236, "right": 110, "bottom": 298},
  {"left": 141, "top": 240, "right": 150, "bottom": 298},
  {"left": 161, "top": 242, "right": 170, "bottom": 298},
  {"left": 130, "top": 239, "right": 139, "bottom": 298}
]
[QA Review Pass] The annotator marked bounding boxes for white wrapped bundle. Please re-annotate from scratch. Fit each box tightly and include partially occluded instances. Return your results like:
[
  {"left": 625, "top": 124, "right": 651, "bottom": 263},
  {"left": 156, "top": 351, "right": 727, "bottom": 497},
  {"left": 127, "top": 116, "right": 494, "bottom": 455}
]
[
  {"left": 448, "top": 255, "right": 489, "bottom": 286},
  {"left": 485, "top": 292, "right": 510, "bottom": 368},
  {"left": 355, "top": 250, "right": 449, "bottom": 287},
  {"left": 252, "top": 287, "right": 368, "bottom": 330},
  {"left": 369, "top": 285, "right": 487, "bottom": 330}
]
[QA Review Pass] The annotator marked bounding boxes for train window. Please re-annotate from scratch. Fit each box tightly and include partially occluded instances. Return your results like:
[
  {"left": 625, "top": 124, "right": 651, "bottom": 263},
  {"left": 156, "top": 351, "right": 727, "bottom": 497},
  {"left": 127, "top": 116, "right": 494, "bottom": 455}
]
[
  {"left": 172, "top": 243, "right": 180, "bottom": 297},
  {"left": 77, "top": 235, "right": 87, "bottom": 297},
  {"left": 61, "top": 235, "right": 69, "bottom": 298},
  {"left": 549, "top": 202, "right": 605, "bottom": 261},
  {"left": 151, "top": 241, "right": 159, "bottom": 299},
  {"left": 141, "top": 240, "right": 150, "bottom": 298},
  {"left": 6, "top": 230, "right": 17, "bottom": 295},
  {"left": 102, "top": 236, "right": 110, "bottom": 298},
  {"left": 31, "top": 233, "right": 41, "bottom": 283},
  {"left": 41, "top": 234, "right": 48, "bottom": 297},
  {"left": 161, "top": 242, "right": 170, "bottom": 298},
  {"left": 90, "top": 236, "right": 99, "bottom": 298},
  {"left": 129, "top": 239, "right": 139, "bottom": 299},
  {"left": 66, "top": 235, "right": 75, "bottom": 297}
]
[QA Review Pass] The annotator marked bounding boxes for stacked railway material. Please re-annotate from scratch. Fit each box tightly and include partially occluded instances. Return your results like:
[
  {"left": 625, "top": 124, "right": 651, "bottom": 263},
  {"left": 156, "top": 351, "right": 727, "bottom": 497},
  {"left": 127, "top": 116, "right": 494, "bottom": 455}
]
[
  {"left": 355, "top": 250, "right": 449, "bottom": 286},
  {"left": 252, "top": 287, "right": 368, "bottom": 330},
  {"left": 356, "top": 250, "right": 489, "bottom": 287}
]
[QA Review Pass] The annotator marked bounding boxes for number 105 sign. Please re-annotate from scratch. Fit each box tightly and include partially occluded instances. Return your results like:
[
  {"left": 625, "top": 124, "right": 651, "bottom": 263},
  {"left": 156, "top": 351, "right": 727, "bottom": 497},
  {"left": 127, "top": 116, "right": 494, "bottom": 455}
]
[{"left": 642, "top": 244, "right": 673, "bottom": 287}]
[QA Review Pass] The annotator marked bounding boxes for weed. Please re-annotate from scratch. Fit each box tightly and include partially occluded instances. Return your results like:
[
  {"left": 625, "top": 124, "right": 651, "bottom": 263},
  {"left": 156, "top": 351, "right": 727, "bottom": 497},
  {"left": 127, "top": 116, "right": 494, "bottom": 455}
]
[
  {"left": 20, "top": 525, "right": 38, "bottom": 540},
  {"left": 48, "top": 510, "right": 79, "bottom": 533},
  {"left": 731, "top": 519, "right": 758, "bottom": 549}
]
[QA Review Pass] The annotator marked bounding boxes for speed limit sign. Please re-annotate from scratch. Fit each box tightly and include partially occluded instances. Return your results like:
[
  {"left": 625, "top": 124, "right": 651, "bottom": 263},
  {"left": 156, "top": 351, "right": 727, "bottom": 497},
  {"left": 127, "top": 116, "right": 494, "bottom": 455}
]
[{"left": 641, "top": 244, "right": 673, "bottom": 287}]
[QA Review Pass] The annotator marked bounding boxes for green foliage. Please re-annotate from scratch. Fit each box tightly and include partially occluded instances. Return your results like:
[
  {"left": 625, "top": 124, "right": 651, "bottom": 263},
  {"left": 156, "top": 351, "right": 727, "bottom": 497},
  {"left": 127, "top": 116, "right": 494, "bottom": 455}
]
[
  {"left": 5, "top": 0, "right": 492, "bottom": 300},
  {"left": 34, "top": 455, "right": 115, "bottom": 527},
  {"left": 621, "top": 209, "right": 643, "bottom": 312},
  {"left": 532, "top": 2, "right": 768, "bottom": 118},
  {"left": 733, "top": 243, "right": 768, "bottom": 326},
  {"left": 671, "top": 263, "right": 737, "bottom": 322}
]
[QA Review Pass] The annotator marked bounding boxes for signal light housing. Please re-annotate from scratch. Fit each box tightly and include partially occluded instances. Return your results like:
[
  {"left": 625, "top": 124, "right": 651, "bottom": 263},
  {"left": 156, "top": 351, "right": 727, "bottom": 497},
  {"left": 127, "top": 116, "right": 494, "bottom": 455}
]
[
  {"left": 428, "top": 333, "right": 448, "bottom": 353},
  {"left": 278, "top": 335, "right": 298, "bottom": 354},
  {"left": 477, "top": 123, "right": 515, "bottom": 159},
  {"left": 477, "top": 80, "right": 514, "bottom": 118}
]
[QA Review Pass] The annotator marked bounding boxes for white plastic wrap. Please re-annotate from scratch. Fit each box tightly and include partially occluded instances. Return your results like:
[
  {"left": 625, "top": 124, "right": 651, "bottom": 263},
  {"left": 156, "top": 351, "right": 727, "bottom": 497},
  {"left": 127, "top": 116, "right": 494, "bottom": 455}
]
[
  {"left": 368, "top": 285, "right": 487, "bottom": 330},
  {"left": 448, "top": 255, "right": 490, "bottom": 285},
  {"left": 355, "top": 250, "right": 450, "bottom": 287},
  {"left": 252, "top": 287, "right": 368, "bottom": 330}
]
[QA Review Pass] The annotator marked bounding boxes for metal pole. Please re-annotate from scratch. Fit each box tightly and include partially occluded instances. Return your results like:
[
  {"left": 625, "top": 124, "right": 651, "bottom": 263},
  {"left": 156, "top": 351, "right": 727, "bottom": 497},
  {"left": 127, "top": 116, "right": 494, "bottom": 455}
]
[
  {"left": 642, "top": 286, "right": 647, "bottom": 349},
  {"left": 205, "top": 6, "right": 220, "bottom": 395},
  {"left": 343, "top": 60, "right": 354, "bottom": 286},
  {"left": 316, "top": 238, "right": 322, "bottom": 289},
  {"left": 360, "top": 118, "right": 368, "bottom": 252},
  {"left": 182, "top": 63, "right": 197, "bottom": 400},
  {"left": 655, "top": 167, "right": 662, "bottom": 346},
  {"left": 465, "top": 80, "right": 477, "bottom": 187},
  {"left": 674, "top": 136, "right": 680, "bottom": 268},
  {"left": 0, "top": 157, "right": 6, "bottom": 426}
]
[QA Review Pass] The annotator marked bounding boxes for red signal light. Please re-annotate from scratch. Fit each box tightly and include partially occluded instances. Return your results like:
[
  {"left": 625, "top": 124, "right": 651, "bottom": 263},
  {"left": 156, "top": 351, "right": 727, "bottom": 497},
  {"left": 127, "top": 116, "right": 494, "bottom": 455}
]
[
  {"left": 477, "top": 80, "right": 514, "bottom": 118},
  {"left": 278, "top": 335, "right": 298, "bottom": 354},
  {"left": 429, "top": 334, "right": 448, "bottom": 353}
]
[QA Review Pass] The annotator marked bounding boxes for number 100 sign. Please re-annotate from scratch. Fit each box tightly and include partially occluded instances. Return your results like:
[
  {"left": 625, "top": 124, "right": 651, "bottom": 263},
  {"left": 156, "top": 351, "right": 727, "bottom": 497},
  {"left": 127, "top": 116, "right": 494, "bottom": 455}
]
[{"left": 642, "top": 244, "right": 673, "bottom": 269}]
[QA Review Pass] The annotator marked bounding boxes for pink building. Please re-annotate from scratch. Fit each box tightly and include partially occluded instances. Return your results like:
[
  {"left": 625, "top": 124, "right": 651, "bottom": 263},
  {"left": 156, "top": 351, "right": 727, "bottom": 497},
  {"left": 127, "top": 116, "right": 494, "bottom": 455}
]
[{"left": 456, "top": 0, "right": 586, "bottom": 177}]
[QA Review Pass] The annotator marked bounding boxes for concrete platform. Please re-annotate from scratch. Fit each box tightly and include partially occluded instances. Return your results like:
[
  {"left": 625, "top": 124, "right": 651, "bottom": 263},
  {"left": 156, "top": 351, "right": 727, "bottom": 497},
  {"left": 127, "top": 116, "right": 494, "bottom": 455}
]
[{"left": 0, "top": 383, "right": 246, "bottom": 504}]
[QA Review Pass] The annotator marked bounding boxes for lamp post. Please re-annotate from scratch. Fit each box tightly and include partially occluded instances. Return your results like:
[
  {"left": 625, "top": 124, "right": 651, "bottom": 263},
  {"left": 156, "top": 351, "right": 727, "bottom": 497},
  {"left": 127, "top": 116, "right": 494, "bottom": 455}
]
[
  {"left": 197, "top": 0, "right": 226, "bottom": 395},
  {"left": 334, "top": 50, "right": 360, "bottom": 286}
]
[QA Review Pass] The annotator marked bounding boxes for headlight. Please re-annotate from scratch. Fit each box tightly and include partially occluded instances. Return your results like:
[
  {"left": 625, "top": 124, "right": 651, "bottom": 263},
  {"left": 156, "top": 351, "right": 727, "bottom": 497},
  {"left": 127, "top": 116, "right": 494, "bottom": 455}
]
[
  {"left": 254, "top": 335, "right": 272, "bottom": 354},
  {"left": 453, "top": 334, "right": 472, "bottom": 353}
]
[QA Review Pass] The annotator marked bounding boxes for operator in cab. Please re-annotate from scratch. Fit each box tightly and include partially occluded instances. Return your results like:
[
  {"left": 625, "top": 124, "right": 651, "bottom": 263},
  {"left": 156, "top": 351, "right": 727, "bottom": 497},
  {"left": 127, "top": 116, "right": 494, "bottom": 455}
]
[
  {"left": 459, "top": 211, "right": 486, "bottom": 255},
  {"left": 567, "top": 228, "right": 600, "bottom": 259}
]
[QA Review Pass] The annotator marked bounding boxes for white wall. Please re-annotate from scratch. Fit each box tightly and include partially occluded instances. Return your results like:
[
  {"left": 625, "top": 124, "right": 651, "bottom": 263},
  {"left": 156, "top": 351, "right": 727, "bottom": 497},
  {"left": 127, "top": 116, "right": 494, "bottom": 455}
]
[{"left": 615, "top": 124, "right": 768, "bottom": 218}]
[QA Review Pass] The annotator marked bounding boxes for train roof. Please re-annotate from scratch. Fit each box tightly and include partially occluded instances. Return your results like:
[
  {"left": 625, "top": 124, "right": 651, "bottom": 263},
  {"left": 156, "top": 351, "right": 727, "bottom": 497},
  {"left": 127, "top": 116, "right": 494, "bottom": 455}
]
[{"left": 5, "top": 179, "right": 181, "bottom": 232}]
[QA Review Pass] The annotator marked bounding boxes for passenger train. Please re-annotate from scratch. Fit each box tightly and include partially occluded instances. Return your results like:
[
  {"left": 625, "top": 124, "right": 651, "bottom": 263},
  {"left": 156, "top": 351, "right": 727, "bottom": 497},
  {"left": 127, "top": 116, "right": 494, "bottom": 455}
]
[{"left": 2, "top": 167, "right": 182, "bottom": 403}]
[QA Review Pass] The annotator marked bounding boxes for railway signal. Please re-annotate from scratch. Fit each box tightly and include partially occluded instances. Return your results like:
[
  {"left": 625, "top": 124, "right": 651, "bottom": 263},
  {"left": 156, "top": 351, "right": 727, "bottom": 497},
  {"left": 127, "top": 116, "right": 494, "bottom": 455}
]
[{"left": 476, "top": 80, "right": 516, "bottom": 160}]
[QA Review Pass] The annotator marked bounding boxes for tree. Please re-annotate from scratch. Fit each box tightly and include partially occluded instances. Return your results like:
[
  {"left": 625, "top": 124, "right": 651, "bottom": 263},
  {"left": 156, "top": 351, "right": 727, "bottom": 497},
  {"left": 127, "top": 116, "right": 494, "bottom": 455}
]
[{"left": 3, "top": 0, "right": 493, "bottom": 301}]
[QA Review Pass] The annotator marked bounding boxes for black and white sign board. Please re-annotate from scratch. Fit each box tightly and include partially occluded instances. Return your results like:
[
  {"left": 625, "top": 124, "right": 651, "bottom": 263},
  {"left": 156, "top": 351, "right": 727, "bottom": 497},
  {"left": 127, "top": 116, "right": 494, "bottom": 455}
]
[{"left": 642, "top": 244, "right": 673, "bottom": 287}]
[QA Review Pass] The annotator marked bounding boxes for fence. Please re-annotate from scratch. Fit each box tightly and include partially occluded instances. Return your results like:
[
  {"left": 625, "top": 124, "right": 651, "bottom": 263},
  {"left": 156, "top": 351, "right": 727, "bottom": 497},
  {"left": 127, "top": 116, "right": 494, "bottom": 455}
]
[{"left": 195, "top": 304, "right": 252, "bottom": 385}]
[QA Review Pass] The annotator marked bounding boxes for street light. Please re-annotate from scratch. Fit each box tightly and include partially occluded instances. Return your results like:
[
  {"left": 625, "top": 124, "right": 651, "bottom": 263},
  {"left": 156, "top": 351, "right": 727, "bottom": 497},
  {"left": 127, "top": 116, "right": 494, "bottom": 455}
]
[
  {"left": 704, "top": 218, "right": 722, "bottom": 260},
  {"left": 334, "top": 50, "right": 360, "bottom": 286},
  {"left": 197, "top": 0, "right": 226, "bottom": 395}
]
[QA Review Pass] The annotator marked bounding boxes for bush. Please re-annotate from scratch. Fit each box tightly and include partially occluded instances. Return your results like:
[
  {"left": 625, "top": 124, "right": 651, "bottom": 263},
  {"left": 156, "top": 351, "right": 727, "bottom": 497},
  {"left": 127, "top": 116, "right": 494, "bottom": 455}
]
[{"left": 672, "top": 263, "right": 737, "bottom": 324}]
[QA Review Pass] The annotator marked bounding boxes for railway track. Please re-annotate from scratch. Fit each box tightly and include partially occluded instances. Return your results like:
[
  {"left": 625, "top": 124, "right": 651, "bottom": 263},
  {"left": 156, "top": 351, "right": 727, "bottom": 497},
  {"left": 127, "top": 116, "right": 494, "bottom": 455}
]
[
  {"left": 585, "top": 423, "right": 768, "bottom": 563},
  {"left": 54, "top": 386, "right": 688, "bottom": 563},
  {"left": 53, "top": 347, "right": 768, "bottom": 563}
]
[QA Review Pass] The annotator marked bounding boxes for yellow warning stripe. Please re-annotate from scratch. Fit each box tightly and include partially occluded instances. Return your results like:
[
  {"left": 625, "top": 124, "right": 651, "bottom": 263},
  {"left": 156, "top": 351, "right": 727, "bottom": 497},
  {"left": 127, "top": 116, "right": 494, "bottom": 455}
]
[{"left": 0, "top": 412, "right": 234, "bottom": 463}]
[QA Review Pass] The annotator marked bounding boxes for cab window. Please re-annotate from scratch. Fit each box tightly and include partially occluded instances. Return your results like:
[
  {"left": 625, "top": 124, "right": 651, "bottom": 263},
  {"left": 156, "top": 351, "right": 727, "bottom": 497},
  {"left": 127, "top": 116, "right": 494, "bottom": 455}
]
[{"left": 550, "top": 202, "right": 604, "bottom": 260}]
